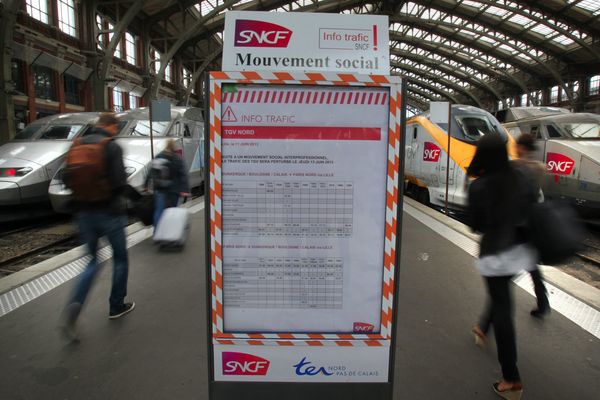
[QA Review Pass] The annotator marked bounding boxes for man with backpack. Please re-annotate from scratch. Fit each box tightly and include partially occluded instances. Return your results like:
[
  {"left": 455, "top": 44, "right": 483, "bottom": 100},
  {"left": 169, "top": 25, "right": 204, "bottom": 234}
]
[
  {"left": 61, "top": 112, "right": 134, "bottom": 340},
  {"left": 146, "top": 138, "right": 190, "bottom": 228}
]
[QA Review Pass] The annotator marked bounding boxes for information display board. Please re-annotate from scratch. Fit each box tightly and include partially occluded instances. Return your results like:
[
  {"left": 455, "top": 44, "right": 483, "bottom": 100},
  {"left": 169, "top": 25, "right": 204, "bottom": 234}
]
[
  {"left": 222, "top": 84, "right": 389, "bottom": 333},
  {"left": 207, "top": 71, "right": 403, "bottom": 385}
]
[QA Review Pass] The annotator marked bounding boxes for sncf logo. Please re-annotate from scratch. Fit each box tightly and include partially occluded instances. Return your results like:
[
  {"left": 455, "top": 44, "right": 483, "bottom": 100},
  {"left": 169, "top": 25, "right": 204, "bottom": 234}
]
[
  {"left": 547, "top": 153, "right": 575, "bottom": 175},
  {"left": 235, "top": 20, "right": 292, "bottom": 47},
  {"left": 423, "top": 142, "right": 441, "bottom": 162},
  {"left": 353, "top": 322, "right": 375, "bottom": 333},
  {"left": 222, "top": 352, "right": 270, "bottom": 376}
]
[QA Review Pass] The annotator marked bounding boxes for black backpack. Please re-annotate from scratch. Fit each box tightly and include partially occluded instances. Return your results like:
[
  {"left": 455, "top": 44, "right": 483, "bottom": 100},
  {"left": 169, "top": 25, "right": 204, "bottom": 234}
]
[
  {"left": 150, "top": 156, "right": 173, "bottom": 190},
  {"left": 528, "top": 201, "right": 585, "bottom": 264}
]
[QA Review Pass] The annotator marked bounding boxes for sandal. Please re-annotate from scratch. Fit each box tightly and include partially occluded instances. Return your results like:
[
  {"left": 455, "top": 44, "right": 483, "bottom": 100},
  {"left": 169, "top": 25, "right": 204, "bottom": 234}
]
[
  {"left": 472, "top": 325, "right": 486, "bottom": 347},
  {"left": 493, "top": 381, "right": 523, "bottom": 400}
]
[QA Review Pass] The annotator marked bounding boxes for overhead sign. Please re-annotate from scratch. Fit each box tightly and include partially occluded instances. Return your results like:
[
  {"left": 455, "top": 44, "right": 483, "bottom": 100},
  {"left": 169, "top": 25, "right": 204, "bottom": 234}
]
[{"left": 223, "top": 11, "right": 390, "bottom": 74}]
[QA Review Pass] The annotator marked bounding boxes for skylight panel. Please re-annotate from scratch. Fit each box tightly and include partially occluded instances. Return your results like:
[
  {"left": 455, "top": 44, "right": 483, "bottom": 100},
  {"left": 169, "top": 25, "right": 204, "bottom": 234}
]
[
  {"left": 478, "top": 35, "right": 498, "bottom": 45},
  {"left": 551, "top": 34, "right": 575, "bottom": 46},
  {"left": 485, "top": 6, "right": 510, "bottom": 18},
  {"left": 529, "top": 23, "right": 555, "bottom": 36},
  {"left": 507, "top": 13, "right": 535, "bottom": 28},
  {"left": 461, "top": 0, "right": 483, "bottom": 10},
  {"left": 498, "top": 43, "right": 515, "bottom": 54},
  {"left": 571, "top": 0, "right": 600, "bottom": 15}
]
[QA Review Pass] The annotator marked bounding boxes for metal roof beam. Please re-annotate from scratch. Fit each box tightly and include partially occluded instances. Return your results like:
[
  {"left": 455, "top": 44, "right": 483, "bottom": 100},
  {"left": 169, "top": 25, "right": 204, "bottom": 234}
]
[
  {"left": 389, "top": 33, "right": 529, "bottom": 93},
  {"left": 404, "top": 77, "right": 461, "bottom": 104},
  {"left": 391, "top": 50, "right": 503, "bottom": 101},
  {"left": 391, "top": 61, "right": 483, "bottom": 106},
  {"left": 412, "top": 0, "right": 600, "bottom": 59},
  {"left": 390, "top": 14, "right": 573, "bottom": 104}
]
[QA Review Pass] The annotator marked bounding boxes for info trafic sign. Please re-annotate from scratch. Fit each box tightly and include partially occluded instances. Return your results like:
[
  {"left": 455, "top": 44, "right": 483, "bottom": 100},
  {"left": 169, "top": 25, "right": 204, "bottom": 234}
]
[{"left": 222, "top": 11, "right": 390, "bottom": 75}]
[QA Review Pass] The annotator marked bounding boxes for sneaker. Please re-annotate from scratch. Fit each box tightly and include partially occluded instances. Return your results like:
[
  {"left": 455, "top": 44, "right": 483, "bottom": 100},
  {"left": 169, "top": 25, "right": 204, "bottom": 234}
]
[{"left": 109, "top": 302, "right": 135, "bottom": 319}]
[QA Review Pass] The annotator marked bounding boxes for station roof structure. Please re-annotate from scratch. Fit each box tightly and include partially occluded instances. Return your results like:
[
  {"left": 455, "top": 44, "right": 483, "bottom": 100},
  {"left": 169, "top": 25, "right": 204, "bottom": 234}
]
[{"left": 13, "top": 0, "right": 600, "bottom": 112}]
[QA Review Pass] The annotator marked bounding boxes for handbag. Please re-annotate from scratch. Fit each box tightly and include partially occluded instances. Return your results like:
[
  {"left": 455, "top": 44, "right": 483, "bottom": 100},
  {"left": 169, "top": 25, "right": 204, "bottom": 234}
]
[{"left": 528, "top": 200, "right": 585, "bottom": 264}]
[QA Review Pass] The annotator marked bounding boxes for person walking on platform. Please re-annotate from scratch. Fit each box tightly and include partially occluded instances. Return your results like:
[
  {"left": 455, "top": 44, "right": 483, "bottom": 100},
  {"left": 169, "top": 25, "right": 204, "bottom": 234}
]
[
  {"left": 146, "top": 138, "right": 190, "bottom": 228},
  {"left": 467, "top": 134, "right": 538, "bottom": 400},
  {"left": 60, "top": 113, "right": 135, "bottom": 340},
  {"left": 513, "top": 133, "right": 550, "bottom": 318}
]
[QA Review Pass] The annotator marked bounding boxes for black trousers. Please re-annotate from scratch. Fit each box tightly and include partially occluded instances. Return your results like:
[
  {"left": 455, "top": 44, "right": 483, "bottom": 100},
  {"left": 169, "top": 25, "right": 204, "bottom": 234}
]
[
  {"left": 530, "top": 267, "right": 549, "bottom": 311},
  {"left": 484, "top": 275, "right": 520, "bottom": 382},
  {"left": 479, "top": 267, "right": 549, "bottom": 333}
]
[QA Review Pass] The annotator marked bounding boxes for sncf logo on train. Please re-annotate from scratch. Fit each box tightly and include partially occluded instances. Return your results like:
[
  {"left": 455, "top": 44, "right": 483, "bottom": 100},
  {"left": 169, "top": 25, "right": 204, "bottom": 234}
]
[
  {"left": 547, "top": 153, "right": 575, "bottom": 175},
  {"left": 222, "top": 352, "right": 271, "bottom": 375},
  {"left": 423, "top": 142, "right": 442, "bottom": 162},
  {"left": 234, "top": 20, "right": 293, "bottom": 48}
]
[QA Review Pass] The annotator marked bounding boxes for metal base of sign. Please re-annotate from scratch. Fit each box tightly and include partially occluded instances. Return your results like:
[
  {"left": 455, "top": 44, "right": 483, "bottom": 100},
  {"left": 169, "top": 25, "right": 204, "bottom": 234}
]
[{"left": 211, "top": 382, "right": 391, "bottom": 400}]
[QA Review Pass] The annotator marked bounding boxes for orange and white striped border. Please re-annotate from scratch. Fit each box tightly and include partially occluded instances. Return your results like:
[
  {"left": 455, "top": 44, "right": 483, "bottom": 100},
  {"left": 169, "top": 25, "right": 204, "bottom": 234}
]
[{"left": 209, "top": 71, "right": 402, "bottom": 346}]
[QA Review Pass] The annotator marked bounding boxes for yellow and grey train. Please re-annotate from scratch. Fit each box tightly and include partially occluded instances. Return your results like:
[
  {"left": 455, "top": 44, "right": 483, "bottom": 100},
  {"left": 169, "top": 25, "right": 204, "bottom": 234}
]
[{"left": 404, "top": 104, "right": 516, "bottom": 215}]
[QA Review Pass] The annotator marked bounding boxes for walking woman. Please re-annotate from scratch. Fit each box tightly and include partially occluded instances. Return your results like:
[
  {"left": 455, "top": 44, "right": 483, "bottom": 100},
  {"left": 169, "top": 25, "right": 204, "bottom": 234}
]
[{"left": 467, "top": 134, "right": 538, "bottom": 400}]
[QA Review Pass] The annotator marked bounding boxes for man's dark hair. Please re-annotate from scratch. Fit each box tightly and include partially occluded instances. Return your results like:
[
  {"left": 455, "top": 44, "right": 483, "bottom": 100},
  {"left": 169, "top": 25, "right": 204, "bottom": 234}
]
[
  {"left": 517, "top": 133, "right": 537, "bottom": 152},
  {"left": 97, "top": 112, "right": 120, "bottom": 127}
]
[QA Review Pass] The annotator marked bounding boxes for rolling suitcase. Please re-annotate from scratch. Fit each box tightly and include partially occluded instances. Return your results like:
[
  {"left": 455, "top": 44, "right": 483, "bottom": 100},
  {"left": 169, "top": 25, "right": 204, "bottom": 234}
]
[{"left": 153, "top": 206, "right": 191, "bottom": 249}]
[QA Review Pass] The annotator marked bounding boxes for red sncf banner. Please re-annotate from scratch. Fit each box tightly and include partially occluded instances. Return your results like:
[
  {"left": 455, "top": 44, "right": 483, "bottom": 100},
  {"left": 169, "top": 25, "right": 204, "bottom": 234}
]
[
  {"left": 234, "top": 20, "right": 292, "bottom": 48},
  {"left": 546, "top": 152, "right": 575, "bottom": 175}
]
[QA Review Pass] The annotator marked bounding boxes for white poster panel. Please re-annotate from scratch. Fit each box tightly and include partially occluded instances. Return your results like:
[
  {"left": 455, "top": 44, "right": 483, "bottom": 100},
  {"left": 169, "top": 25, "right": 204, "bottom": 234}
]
[
  {"left": 214, "top": 345, "right": 389, "bottom": 382},
  {"left": 222, "top": 11, "right": 389, "bottom": 74},
  {"left": 429, "top": 101, "right": 450, "bottom": 124},
  {"left": 221, "top": 84, "right": 389, "bottom": 333}
]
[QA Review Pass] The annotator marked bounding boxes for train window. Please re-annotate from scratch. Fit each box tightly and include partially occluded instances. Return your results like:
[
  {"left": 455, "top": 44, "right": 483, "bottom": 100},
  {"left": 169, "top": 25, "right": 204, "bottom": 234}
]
[
  {"left": 122, "top": 120, "right": 169, "bottom": 137},
  {"left": 530, "top": 126, "right": 539, "bottom": 137},
  {"left": 557, "top": 120, "right": 600, "bottom": 139},
  {"left": 12, "top": 124, "right": 43, "bottom": 140},
  {"left": 456, "top": 116, "right": 494, "bottom": 142},
  {"left": 39, "top": 124, "right": 84, "bottom": 140},
  {"left": 184, "top": 124, "right": 192, "bottom": 138},
  {"left": 546, "top": 125, "right": 563, "bottom": 138},
  {"left": 413, "top": 127, "right": 417, "bottom": 139}
]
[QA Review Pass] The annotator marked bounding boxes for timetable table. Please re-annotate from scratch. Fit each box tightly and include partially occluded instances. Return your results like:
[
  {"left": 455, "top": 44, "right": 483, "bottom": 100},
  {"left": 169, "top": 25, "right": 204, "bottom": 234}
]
[
  {"left": 222, "top": 181, "right": 354, "bottom": 237},
  {"left": 223, "top": 257, "right": 343, "bottom": 309}
]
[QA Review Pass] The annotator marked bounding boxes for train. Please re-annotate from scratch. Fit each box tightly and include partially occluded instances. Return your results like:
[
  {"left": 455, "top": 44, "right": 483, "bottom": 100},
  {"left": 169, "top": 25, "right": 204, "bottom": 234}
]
[
  {"left": 501, "top": 107, "right": 600, "bottom": 218},
  {"left": 48, "top": 107, "right": 205, "bottom": 212},
  {"left": 0, "top": 112, "right": 101, "bottom": 221},
  {"left": 404, "top": 104, "right": 516, "bottom": 215},
  {"left": 0, "top": 107, "right": 205, "bottom": 221}
]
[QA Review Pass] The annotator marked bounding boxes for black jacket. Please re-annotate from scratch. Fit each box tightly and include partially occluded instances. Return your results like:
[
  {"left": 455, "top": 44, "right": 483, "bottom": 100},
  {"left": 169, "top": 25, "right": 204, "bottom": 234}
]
[
  {"left": 468, "top": 166, "right": 537, "bottom": 257},
  {"left": 65, "top": 128, "right": 128, "bottom": 213}
]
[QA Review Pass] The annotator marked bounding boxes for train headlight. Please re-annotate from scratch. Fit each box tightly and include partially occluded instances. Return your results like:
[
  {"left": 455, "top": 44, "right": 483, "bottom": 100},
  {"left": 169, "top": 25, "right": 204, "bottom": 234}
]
[{"left": 0, "top": 167, "right": 33, "bottom": 177}]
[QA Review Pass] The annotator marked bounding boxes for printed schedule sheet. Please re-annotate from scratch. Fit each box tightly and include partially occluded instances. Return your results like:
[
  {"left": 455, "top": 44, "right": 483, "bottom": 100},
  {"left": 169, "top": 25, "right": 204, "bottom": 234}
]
[{"left": 221, "top": 84, "right": 390, "bottom": 333}]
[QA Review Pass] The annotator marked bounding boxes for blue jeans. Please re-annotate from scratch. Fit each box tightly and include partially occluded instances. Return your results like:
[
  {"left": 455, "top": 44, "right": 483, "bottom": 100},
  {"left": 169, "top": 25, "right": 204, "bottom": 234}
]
[
  {"left": 153, "top": 191, "right": 179, "bottom": 227},
  {"left": 69, "top": 211, "right": 129, "bottom": 315}
]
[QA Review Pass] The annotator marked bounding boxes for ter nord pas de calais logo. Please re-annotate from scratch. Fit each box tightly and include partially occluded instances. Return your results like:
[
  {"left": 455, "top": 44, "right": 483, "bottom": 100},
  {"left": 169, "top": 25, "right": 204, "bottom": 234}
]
[
  {"left": 222, "top": 352, "right": 270, "bottom": 376},
  {"left": 546, "top": 152, "right": 575, "bottom": 175},
  {"left": 234, "top": 19, "right": 293, "bottom": 48},
  {"left": 423, "top": 142, "right": 442, "bottom": 162}
]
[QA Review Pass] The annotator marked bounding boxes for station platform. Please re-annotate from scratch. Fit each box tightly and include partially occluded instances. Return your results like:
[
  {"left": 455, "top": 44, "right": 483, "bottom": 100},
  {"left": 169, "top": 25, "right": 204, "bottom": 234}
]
[{"left": 0, "top": 197, "right": 598, "bottom": 399}]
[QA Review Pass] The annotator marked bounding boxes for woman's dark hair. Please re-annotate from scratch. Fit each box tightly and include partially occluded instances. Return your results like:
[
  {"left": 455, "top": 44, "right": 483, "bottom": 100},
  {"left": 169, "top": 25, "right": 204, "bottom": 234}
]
[{"left": 467, "top": 134, "right": 509, "bottom": 177}]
